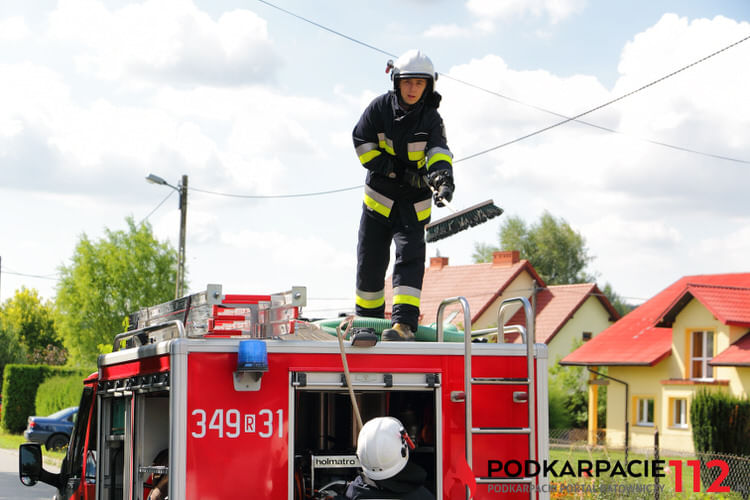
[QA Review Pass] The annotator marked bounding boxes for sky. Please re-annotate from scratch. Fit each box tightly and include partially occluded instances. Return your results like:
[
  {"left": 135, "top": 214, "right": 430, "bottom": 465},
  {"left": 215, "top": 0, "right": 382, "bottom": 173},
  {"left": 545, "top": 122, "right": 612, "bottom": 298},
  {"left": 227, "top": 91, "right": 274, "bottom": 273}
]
[{"left": 1, "top": 0, "right": 749, "bottom": 319}]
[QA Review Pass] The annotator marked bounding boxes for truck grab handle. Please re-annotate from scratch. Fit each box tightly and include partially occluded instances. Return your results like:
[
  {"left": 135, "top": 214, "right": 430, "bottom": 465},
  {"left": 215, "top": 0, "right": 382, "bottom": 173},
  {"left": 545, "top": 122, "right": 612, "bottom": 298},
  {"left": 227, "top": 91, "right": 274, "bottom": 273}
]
[{"left": 435, "top": 296, "right": 471, "bottom": 342}]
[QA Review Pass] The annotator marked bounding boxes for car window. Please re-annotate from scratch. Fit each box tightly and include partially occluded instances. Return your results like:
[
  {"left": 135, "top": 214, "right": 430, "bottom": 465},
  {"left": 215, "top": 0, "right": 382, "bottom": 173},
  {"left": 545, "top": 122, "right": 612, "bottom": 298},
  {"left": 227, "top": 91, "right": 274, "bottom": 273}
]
[{"left": 48, "top": 407, "right": 77, "bottom": 420}]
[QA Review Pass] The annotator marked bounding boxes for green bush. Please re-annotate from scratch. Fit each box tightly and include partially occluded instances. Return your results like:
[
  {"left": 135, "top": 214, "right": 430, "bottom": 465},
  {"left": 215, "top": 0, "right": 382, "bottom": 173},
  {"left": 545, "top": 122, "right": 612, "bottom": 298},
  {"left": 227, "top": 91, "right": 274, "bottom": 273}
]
[
  {"left": 35, "top": 375, "right": 86, "bottom": 416},
  {"left": 548, "top": 380, "right": 574, "bottom": 429},
  {"left": 1, "top": 364, "right": 90, "bottom": 433},
  {"left": 549, "top": 355, "right": 604, "bottom": 429},
  {"left": 691, "top": 389, "right": 750, "bottom": 455},
  {"left": 691, "top": 389, "right": 750, "bottom": 498}
]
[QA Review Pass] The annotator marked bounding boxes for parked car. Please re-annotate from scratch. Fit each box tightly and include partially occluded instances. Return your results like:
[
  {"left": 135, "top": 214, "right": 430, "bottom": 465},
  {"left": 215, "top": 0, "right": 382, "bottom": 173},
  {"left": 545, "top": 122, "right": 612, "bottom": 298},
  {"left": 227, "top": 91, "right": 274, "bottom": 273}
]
[{"left": 23, "top": 406, "right": 78, "bottom": 450}]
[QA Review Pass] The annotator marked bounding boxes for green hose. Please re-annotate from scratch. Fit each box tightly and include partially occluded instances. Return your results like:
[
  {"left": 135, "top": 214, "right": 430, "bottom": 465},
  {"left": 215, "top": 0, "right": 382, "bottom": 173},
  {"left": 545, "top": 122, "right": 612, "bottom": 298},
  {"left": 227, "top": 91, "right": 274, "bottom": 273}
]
[{"left": 313, "top": 317, "right": 465, "bottom": 343}]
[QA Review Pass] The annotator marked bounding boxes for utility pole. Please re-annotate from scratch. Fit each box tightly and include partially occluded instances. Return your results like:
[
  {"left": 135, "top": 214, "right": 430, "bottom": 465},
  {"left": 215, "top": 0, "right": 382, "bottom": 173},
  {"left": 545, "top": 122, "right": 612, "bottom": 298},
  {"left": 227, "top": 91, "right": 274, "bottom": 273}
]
[
  {"left": 176, "top": 175, "right": 188, "bottom": 299},
  {"left": 146, "top": 173, "right": 188, "bottom": 299}
]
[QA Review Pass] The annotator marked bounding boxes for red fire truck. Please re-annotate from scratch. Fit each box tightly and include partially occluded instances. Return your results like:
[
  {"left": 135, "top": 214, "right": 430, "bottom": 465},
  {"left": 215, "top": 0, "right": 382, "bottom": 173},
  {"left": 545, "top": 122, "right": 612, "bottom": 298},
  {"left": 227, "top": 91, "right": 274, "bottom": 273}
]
[{"left": 19, "top": 284, "right": 549, "bottom": 499}]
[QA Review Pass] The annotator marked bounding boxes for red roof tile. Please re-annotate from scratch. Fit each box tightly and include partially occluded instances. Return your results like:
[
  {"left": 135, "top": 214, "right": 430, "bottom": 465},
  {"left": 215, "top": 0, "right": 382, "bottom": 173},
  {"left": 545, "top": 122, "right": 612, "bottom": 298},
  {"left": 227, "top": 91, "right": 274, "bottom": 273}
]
[
  {"left": 710, "top": 331, "right": 750, "bottom": 366},
  {"left": 505, "top": 284, "right": 619, "bottom": 344},
  {"left": 686, "top": 284, "right": 750, "bottom": 326},
  {"left": 384, "top": 258, "right": 545, "bottom": 326},
  {"left": 561, "top": 273, "right": 750, "bottom": 366}
]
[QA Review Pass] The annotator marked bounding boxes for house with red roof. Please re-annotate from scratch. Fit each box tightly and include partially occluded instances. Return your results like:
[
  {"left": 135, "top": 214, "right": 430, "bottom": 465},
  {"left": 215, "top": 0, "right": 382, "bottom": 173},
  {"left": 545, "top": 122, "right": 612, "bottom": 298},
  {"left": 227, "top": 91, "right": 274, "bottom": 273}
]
[
  {"left": 561, "top": 273, "right": 750, "bottom": 453},
  {"left": 385, "top": 250, "right": 619, "bottom": 365}
]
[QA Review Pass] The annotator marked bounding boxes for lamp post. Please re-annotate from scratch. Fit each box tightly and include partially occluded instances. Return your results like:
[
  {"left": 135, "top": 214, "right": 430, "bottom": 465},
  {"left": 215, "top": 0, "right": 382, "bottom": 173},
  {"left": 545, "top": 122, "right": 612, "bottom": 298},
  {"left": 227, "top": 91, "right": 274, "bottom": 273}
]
[{"left": 146, "top": 173, "right": 188, "bottom": 299}]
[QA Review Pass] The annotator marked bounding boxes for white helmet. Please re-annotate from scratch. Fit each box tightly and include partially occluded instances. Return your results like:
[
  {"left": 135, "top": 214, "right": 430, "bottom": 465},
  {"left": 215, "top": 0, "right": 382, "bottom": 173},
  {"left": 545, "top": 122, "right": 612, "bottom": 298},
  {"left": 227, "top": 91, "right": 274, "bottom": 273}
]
[
  {"left": 356, "top": 417, "right": 410, "bottom": 481},
  {"left": 389, "top": 49, "right": 438, "bottom": 84}
]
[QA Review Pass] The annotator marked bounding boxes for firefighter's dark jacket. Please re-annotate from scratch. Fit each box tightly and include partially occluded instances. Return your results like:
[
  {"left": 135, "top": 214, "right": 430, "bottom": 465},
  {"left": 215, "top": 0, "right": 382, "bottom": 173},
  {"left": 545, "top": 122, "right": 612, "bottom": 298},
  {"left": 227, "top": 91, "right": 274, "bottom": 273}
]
[{"left": 353, "top": 90, "right": 453, "bottom": 223}]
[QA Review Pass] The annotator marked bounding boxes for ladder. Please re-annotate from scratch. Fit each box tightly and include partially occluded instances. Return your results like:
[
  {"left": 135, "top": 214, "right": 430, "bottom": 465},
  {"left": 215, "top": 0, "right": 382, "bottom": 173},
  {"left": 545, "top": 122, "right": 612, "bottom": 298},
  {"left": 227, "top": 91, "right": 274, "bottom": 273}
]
[
  {"left": 122, "top": 284, "right": 306, "bottom": 344},
  {"left": 437, "top": 296, "right": 537, "bottom": 500}
]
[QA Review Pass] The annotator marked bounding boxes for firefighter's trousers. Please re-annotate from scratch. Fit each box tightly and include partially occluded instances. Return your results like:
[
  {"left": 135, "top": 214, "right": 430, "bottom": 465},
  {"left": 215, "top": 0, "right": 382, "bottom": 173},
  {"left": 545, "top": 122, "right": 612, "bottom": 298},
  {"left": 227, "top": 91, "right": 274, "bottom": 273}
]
[{"left": 356, "top": 201, "right": 425, "bottom": 331}]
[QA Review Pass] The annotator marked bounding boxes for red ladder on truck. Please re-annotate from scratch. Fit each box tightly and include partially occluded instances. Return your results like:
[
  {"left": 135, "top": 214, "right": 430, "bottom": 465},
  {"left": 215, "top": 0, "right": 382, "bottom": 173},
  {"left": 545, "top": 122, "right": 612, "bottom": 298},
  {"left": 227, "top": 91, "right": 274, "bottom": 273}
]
[{"left": 437, "top": 296, "right": 541, "bottom": 500}]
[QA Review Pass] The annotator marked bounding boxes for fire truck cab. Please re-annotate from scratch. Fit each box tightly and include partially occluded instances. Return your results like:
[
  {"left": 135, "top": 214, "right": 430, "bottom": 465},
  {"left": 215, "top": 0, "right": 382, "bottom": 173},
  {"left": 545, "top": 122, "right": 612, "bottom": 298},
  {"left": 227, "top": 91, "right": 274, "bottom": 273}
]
[{"left": 19, "top": 285, "right": 549, "bottom": 499}]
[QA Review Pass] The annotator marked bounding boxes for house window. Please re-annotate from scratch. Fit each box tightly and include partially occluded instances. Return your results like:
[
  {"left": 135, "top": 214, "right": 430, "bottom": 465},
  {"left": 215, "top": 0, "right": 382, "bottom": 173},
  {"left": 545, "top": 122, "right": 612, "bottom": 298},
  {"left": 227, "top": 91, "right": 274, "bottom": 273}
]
[
  {"left": 636, "top": 398, "right": 654, "bottom": 426},
  {"left": 672, "top": 398, "right": 688, "bottom": 428},
  {"left": 690, "top": 330, "right": 714, "bottom": 380},
  {"left": 582, "top": 331, "right": 592, "bottom": 341}
]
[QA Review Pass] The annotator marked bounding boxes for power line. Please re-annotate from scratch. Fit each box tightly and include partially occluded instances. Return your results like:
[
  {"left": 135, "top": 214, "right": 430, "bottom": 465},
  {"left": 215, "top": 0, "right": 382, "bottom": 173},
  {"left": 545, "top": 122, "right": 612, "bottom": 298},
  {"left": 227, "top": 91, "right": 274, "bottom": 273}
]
[
  {"left": 455, "top": 33, "right": 750, "bottom": 163},
  {"left": 255, "top": 0, "right": 394, "bottom": 57},
  {"left": 440, "top": 73, "right": 750, "bottom": 165},
  {"left": 190, "top": 184, "right": 362, "bottom": 199},
  {"left": 255, "top": 0, "right": 750, "bottom": 165},
  {"left": 139, "top": 189, "right": 175, "bottom": 224},
  {"left": 3, "top": 270, "right": 59, "bottom": 281},
  {"left": 184, "top": 23, "right": 749, "bottom": 201}
]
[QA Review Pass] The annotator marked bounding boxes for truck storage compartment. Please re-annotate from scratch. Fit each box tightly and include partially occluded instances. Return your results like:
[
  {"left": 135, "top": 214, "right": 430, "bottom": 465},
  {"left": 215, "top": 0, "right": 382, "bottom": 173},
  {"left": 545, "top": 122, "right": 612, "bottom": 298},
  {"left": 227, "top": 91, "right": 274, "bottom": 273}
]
[
  {"left": 98, "top": 386, "right": 170, "bottom": 500},
  {"left": 293, "top": 380, "right": 437, "bottom": 499}
]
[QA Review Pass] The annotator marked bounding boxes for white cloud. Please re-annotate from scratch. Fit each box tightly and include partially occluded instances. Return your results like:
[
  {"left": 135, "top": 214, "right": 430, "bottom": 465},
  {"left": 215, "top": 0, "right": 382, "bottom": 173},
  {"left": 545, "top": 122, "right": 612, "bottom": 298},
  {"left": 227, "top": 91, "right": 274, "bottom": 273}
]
[
  {"left": 0, "top": 16, "right": 31, "bottom": 41},
  {"left": 466, "top": 0, "right": 586, "bottom": 24},
  {"left": 0, "top": 57, "right": 350, "bottom": 198},
  {"left": 437, "top": 12, "right": 750, "bottom": 219},
  {"left": 221, "top": 230, "right": 352, "bottom": 268},
  {"left": 0, "top": 63, "right": 71, "bottom": 130},
  {"left": 48, "top": 0, "right": 279, "bottom": 86},
  {"left": 423, "top": 21, "right": 492, "bottom": 39},
  {"left": 616, "top": 14, "right": 750, "bottom": 129},
  {"left": 696, "top": 224, "right": 750, "bottom": 270},
  {"left": 3, "top": 2, "right": 749, "bottom": 311},
  {"left": 432, "top": 14, "right": 750, "bottom": 301},
  {"left": 438, "top": 54, "right": 612, "bottom": 168},
  {"left": 585, "top": 215, "right": 683, "bottom": 250}
]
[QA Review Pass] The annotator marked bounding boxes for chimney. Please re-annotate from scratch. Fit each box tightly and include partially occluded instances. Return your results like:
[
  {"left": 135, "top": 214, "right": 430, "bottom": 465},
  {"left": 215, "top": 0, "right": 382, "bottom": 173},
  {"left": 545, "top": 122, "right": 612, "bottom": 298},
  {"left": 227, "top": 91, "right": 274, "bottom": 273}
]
[
  {"left": 492, "top": 250, "right": 520, "bottom": 267},
  {"left": 430, "top": 256, "right": 449, "bottom": 270}
]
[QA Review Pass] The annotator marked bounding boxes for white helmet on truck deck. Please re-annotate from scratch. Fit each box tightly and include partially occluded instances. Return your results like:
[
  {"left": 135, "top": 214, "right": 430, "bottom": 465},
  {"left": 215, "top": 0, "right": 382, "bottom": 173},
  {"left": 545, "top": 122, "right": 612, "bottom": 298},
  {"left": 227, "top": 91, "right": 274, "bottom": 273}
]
[
  {"left": 388, "top": 49, "right": 438, "bottom": 88},
  {"left": 356, "top": 416, "right": 410, "bottom": 481}
]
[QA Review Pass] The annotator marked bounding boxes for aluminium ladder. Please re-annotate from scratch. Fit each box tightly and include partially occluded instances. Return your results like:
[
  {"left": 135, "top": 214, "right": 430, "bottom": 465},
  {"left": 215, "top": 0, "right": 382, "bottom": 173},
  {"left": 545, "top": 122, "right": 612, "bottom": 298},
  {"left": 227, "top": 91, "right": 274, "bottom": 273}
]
[{"left": 437, "top": 296, "right": 537, "bottom": 500}]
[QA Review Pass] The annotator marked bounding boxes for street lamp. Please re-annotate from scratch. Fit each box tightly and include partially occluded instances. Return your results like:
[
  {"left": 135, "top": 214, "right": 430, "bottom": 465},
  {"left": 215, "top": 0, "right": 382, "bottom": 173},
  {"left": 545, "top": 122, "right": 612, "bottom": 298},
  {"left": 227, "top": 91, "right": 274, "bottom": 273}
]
[{"left": 146, "top": 173, "right": 188, "bottom": 299}]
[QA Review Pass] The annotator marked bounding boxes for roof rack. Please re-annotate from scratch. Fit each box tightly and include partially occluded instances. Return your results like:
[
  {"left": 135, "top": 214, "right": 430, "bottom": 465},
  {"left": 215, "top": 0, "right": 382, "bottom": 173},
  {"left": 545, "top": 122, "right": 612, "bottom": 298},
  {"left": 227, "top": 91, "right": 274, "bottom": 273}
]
[{"left": 122, "top": 285, "right": 306, "bottom": 346}]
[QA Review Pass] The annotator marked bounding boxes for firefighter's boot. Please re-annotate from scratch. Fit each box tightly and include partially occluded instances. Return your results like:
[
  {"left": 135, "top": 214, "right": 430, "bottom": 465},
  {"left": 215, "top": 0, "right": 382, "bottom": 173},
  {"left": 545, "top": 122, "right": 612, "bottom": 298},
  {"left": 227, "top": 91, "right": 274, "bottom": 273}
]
[{"left": 381, "top": 323, "right": 416, "bottom": 341}]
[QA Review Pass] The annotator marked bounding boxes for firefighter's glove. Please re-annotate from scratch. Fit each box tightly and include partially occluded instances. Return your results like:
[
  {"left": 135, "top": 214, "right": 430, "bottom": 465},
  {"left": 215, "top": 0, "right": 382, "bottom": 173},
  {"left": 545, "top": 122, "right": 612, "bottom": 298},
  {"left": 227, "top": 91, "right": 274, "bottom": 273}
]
[
  {"left": 428, "top": 170, "right": 454, "bottom": 207},
  {"left": 435, "top": 183, "right": 453, "bottom": 207}
]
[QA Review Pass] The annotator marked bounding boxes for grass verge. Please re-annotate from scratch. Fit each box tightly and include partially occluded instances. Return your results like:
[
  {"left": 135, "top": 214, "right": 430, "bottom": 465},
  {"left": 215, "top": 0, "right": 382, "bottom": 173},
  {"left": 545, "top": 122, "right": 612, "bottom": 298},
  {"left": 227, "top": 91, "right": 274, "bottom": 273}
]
[
  {"left": 0, "top": 429, "right": 67, "bottom": 462},
  {"left": 549, "top": 445, "right": 747, "bottom": 499}
]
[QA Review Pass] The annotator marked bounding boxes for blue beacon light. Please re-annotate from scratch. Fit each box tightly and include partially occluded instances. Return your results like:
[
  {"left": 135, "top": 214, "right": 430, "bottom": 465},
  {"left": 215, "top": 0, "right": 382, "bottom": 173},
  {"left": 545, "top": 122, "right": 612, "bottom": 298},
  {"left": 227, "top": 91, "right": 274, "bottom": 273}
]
[{"left": 237, "top": 340, "right": 269, "bottom": 372}]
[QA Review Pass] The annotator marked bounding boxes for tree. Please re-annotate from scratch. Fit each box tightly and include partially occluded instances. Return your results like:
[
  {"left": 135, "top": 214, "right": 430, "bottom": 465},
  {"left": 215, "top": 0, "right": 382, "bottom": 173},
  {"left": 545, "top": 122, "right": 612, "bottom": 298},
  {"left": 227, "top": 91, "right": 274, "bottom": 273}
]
[
  {"left": 549, "top": 343, "right": 607, "bottom": 431},
  {"left": 472, "top": 211, "right": 594, "bottom": 285},
  {"left": 55, "top": 217, "right": 179, "bottom": 366},
  {"left": 600, "top": 282, "right": 634, "bottom": 317},
  {"left": 1, "top": 287, "right": 62, "bottom": 356},
  {"left": 0, "top": 317, "right": 27, "bottom": 383}
]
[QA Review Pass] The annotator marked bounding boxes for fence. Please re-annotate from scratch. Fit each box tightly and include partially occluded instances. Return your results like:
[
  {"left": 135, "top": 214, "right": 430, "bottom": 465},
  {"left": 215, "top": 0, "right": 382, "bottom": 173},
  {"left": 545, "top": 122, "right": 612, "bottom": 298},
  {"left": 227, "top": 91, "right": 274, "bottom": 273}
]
[{"left": 547, "top": 428, "right": 750, "bottom": 499}]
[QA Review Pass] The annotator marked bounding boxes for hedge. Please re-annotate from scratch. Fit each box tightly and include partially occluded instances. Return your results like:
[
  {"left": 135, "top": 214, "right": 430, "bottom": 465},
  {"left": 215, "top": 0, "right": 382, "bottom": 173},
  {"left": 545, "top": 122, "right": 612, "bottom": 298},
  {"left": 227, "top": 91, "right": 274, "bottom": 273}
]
[
  {"left": 691, "top": 389, "right": 750, "bottom": 498},
  {"left": 1, "top": 364, "right": 91, "bottom": 433},
  {"left": 691, "top": 389, "right": 750, "bottom": 455},
  {"left": 35, "top": 375, "right": 88, "bottom": 417}
]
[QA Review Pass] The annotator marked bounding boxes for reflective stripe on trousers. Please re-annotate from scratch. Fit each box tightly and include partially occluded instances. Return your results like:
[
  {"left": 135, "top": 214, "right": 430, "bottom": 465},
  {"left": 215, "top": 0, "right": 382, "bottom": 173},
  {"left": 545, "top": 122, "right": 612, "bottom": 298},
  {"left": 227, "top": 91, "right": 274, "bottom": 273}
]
[
  {"left": 356, "top": 288, "right": 385, "bottom": 310},
  {"left": 393, "top": 285, "right": 421, "bottom": 308}
]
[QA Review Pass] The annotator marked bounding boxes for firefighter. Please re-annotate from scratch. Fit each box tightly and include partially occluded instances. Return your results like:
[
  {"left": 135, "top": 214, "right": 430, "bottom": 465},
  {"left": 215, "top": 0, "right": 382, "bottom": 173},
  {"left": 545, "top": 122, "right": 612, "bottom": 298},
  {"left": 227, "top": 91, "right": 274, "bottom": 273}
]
[
  {"left": 147, "top": 449, "right": 169, "bottom": 500},
  {"left": 353, "top": 49, "right": 454, "bottom": 341},
  {"left": 342, "top": 416, "right": 434, "bottom": 500}
]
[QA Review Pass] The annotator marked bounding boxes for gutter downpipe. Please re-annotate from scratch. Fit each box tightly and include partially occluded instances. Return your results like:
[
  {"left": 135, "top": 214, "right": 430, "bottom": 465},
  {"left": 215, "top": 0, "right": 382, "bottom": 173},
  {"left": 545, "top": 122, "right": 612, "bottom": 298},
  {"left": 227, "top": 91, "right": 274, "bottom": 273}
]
[{"left": 587, "top": 367, "right": 629, "bottom": 464}]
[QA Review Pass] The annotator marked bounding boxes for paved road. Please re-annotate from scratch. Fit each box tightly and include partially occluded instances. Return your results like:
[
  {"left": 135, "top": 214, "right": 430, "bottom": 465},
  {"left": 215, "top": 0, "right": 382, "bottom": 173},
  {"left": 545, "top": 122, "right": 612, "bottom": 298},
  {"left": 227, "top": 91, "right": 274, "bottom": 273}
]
[{"left": 0, "top": 448, "right": 59, "bottom": 500}]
